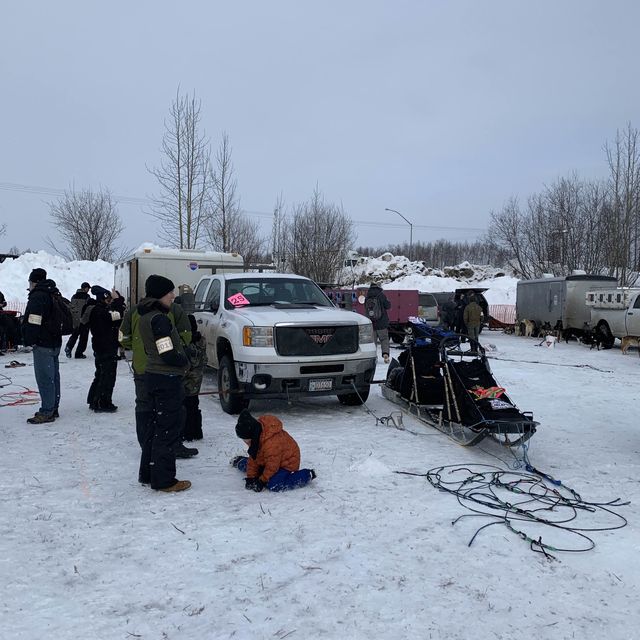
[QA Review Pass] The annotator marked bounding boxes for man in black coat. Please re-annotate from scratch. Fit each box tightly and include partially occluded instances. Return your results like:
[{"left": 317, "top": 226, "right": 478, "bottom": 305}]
[
  {"left": 440, "top": 295, "right": 457, "bottom": 331},
  {"left": 65, "top": 282, "right": 92, "bottom": 359},
  {"left": 364, "top": 282, "right": 392, "bottom": 363},
  {"left": 86, "top": 286, "right": 125, "bottom": 412},
  {"left": 22, "top": 268, "right": 62, "bottom": 424}
]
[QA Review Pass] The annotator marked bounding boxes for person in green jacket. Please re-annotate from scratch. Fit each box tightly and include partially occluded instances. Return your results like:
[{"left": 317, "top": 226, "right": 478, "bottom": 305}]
[
  {"left": 136, "top": 275, "right": 191, "bottom": 492},
  {"left": 463, "top": 293, "right": 484, "bottom": 343},
  {"left": 120, "top": 282, "right": 197, "bottom": 459}
]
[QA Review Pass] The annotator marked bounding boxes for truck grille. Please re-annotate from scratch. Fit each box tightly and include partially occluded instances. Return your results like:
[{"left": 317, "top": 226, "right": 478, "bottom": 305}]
[{"left": 275, "top": 325, "right": 358, "bottom": 356}]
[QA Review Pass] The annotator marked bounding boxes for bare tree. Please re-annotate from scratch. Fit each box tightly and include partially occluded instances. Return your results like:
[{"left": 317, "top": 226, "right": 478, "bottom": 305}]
[
  {"left": 203, "top": 132, "right": 267, "bottom": 263},
  {"left": 0, "top": 223, "right": 6, "bottom": 240},
  {"left": 205, "top": 132, "right": 239, "bottom": 252},
  {"left": 228, "top": 213, "right": 268, "bottom": 268},
  {"left": 47, "top": 187, "right": 124, "bottom": 261},
  {"left": 604, "top": 123, "right": 640, "bottom": 285},
  {"left": 148, "top": 89, "right": 211, "bottom": 249},
  {"left": 271, "top": 193, "right": 287, "bottom": 271},
  {"left": 284, "top": 188, "right": 355, "bottom": 283}
]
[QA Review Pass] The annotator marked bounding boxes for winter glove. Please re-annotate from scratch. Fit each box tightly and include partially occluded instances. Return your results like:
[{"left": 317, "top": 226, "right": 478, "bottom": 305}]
[
  {"left": 230, "top": 455, "right": 244, "bottom": 468},
  {"left": 245, "top": 477, "right": 265, "bottom": 492}
]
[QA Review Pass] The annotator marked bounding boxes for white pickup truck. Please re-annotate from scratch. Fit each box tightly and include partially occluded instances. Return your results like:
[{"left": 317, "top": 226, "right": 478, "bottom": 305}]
[
  {"left": 192, "top": 272, "right": 378, "bottom": 413},
  {"left": 586, "top": 288, "right": 640, "bottom": 348}
]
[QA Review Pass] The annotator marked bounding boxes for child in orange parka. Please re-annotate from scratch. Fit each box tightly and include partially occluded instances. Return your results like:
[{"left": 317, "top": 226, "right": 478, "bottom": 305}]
[{"left": 232, "top": 409, "right": 316, "bottom": 492}]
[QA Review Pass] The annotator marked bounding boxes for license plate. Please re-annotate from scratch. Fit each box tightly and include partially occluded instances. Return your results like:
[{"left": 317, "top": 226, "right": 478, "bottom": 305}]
[{"left": 308, "top": 378, "right": 333, "bottom": 392}]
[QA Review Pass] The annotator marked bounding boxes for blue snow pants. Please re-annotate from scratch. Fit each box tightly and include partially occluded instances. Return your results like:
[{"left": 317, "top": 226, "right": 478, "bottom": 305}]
[{"left": 236, "top": 456, "right": 313, "bottom": 491}]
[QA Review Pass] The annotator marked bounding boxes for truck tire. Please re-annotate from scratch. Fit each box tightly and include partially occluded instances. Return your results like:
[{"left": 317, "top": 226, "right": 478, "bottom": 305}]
[
  {"left": 218, "top": 355, "right": 249, "bottom": 415},
  {"left": 337, "top": 385, "right": 370, "bottom": 406},
  {"left": 596, "top": 322, "right": 615, "bottom": 350}
]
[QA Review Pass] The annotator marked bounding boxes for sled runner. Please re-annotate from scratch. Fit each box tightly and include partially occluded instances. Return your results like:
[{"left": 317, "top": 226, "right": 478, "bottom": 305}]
[{"left": 382, "top": 321, "right": 538, "bottom": 447}]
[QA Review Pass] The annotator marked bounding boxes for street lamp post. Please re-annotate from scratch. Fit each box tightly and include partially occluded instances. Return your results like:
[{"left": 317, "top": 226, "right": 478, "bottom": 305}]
[{"left": 385, "top": 208, "right": 413, "bottom": 261}]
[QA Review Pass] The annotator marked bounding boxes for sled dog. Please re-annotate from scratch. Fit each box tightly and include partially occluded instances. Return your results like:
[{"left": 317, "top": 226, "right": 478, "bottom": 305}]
[{"left": 621, "top": 335, "right": 640, "bottom": 355}]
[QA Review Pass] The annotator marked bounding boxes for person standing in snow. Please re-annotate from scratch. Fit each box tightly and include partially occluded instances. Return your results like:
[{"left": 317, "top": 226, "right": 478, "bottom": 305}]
[
  {"left": 0, "top": 290, "right": 20, "bottom": 350},
  {"left": 182, "top": 314, "right": 206, "bottom": 441},
  {"left": 64, "top": 282, "right": 92, "bottom": 359},
  {"left": 440, "top": 294, "right": 457, "bottom": 331},
  {"left": 231, "top": 409, "right": 316, "bottom": 492},
  {"left": 364, "top": 282, "right": 391, "bottom": 363},
  {"left": 86, "top": 286, "right": 124, "bottom": 412},
  {"left": 137, "top": 275, "right": 192, "bottom": 493},
  {"left": 463, "top": 293, "right": 484, "bottom": 343},
  {"left": 22, "top": 268, "right": 62, "bottom": 424},
  {"left": 454, "top": 293, "right": 468, "bottom": 334},
  {"left": 119, "top": 287, "right": 197, "bottom": 459}
]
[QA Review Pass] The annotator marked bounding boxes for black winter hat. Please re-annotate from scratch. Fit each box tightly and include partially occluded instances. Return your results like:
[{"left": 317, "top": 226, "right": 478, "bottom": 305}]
[
  {"left": 145, "top": 274, "right": 175, "bottom": 299},
  {"left": 235, "top": 409, "right": 262, "bottom": 440},
  {"left": 91, "top": 285, "right": 111, "bottom": 301},
  {"left": 29, "top": 268, "right": 47, "bottom": 283},
  {"left": 81, "top": 282, "right": 91, "bottom": 289}
]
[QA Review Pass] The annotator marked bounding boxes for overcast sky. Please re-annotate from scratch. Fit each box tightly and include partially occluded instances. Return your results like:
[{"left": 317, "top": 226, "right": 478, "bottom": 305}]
[{"left": 1, "top": 0, "right": 639, "bottom": 256}]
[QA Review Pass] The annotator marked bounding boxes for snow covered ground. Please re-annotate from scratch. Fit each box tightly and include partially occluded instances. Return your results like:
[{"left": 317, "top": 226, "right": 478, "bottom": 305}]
[{"left": 1, "top": 331, "right": 638, "bottom": 640}]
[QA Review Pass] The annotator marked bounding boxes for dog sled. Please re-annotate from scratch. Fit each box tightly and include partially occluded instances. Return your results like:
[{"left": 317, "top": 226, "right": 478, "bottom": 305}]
[{"left": 381, "top": 321, "right": 538, "bottom": 447}]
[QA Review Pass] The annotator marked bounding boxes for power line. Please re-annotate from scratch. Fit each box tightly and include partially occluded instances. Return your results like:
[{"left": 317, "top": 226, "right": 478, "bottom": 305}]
[{"left": 0, "top": 181, "right": 486, "bottom": 234}]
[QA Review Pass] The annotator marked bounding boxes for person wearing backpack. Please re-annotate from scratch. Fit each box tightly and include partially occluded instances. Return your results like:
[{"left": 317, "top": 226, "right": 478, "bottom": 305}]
[
  {"left": 64, "top": 282, "right": 92, "bottom": 359},
  {"left": 22, "top": 268, "right": 62, "bottom": 424},
  {"left": 364, "top": 282, "right": 391, "bottom": 364}
]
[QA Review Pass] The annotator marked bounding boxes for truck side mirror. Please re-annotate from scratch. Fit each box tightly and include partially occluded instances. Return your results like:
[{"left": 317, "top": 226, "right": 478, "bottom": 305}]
[{"left": 209, "top": 299, "right": 219, "bottom": 313}]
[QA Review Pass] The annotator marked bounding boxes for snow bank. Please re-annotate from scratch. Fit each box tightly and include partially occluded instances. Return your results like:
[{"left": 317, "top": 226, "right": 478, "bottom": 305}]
[
  {"left": 0, "top": 251, "right": 114, "bottom": 303},
  {"left": 1, "top": 250, "right": 519, "bottom": 307},
  {"left": 339, "top": 254, "right": 518, "bottom": 305}
]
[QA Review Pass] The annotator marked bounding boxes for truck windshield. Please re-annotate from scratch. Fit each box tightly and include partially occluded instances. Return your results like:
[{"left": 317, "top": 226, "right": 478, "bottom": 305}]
[{"left": 224, "top": 278, "right": 332, "bottom": 310}]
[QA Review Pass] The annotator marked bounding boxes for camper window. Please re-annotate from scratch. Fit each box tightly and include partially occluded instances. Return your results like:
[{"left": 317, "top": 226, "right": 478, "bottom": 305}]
[{"left": 634, "top": 296, "right": 640, "bottom": 310}]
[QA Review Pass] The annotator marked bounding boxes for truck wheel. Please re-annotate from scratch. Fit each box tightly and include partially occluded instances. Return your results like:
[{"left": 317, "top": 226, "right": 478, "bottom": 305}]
[
  {"left": 597, "top": 323, "right": 615, "bottom": 350},
  {"left": 218, "top": 355, "right": 249, "bottom": 414},
  {"left": 337, "top": 385, "right": 370, "bottom": 406}
]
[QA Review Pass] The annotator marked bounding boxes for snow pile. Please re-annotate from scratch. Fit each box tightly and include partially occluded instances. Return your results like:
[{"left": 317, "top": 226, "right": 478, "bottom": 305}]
[
  {"left": 339, "top": 254, "right": 519, "bottom": 305},
  {"left": 0, "top": 251, "right": 114, "bottom": 304},
  {"left": 349, "top": 454, "right": 393, "bottom": 477},
  {"left": 1, "top": 250, "right": 520, "bottom": 308}
]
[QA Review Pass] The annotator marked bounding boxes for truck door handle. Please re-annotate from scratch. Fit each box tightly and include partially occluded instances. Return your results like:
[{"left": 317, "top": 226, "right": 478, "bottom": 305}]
[{"left": 197, "top": 319, "right": 203, "bottom": 324}]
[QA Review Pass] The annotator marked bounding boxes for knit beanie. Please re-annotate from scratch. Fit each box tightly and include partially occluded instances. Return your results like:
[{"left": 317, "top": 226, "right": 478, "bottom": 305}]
[
  {"left": 145, "top": 274, "right": 175, "bottom": 299},
  {"left": 29, "top": 268, "right": 47, "bottom": 283},
  {"left": 235, "top": 409, "right": 262, "bottom": 441},
  {"left": 91, "top": 285, "right": 111, "bottom": 301}
]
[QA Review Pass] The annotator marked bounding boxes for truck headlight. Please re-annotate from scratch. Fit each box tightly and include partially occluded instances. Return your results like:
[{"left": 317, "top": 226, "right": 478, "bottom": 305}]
[
  {"left": 243, "top": 326, "right": 274, "bottom": 347},
  {"left": 358, "top": 323, "right": 374, "bottom": 344}
]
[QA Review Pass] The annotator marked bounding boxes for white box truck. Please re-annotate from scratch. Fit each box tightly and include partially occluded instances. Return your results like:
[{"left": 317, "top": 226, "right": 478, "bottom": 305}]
[{"left": 114, "top": 247, "right": 244, "bottom": 308}]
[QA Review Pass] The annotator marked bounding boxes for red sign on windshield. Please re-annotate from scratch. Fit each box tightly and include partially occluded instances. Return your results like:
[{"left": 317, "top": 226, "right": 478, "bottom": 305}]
[{"left": 227, "top": 293, "right": 250, "bottom": 306}]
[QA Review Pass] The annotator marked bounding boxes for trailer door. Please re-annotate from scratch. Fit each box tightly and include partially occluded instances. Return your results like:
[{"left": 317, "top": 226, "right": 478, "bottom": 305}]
[
  {"left": 544, "top": 280, "right": 563, "bottom": 325},
  {"left": 131, "top": 259, "right": 138, "bottom": 306}
]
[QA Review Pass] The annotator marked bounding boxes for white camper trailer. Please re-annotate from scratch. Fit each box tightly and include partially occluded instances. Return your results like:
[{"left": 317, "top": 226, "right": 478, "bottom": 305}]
[{"left": 115, "top": 248, "right": 244, "bottom": 308}]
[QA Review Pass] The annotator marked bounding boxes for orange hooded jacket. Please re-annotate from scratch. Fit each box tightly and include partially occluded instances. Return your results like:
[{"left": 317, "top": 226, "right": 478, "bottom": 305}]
[{"left": 246, "top": 415, "right": 301, "bottom": 483}]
